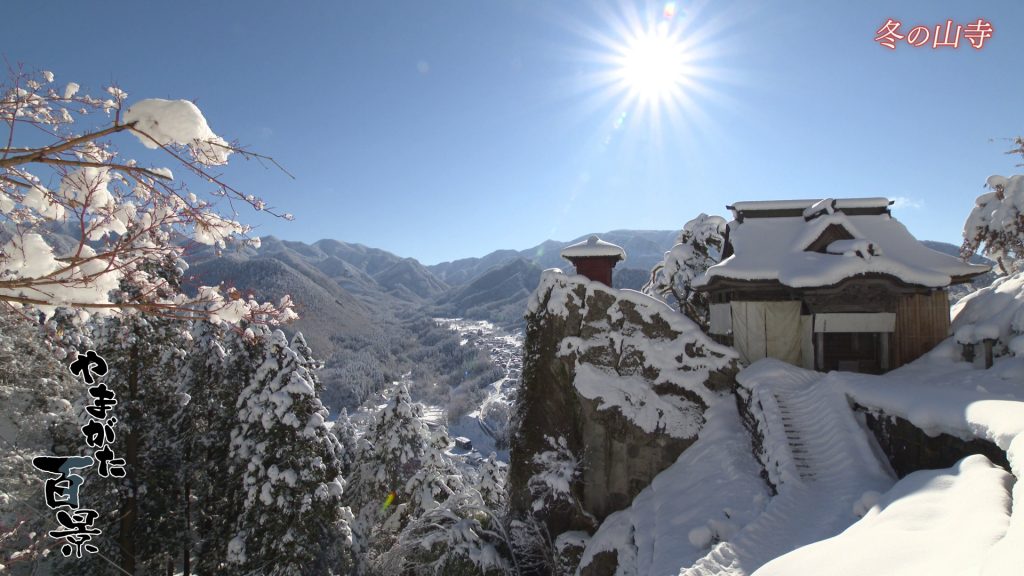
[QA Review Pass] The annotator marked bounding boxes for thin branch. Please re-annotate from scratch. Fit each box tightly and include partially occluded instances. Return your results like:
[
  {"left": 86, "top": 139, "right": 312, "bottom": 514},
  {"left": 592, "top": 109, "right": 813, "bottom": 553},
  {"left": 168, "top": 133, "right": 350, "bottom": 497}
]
[
  {"left": 214, "top": 142, "right": 296, "bottom": 180},
  {"left": 35, "top": 157, "right": 173, "bottom": 180},
  {"left": 0, "top": 122, "right": 136, "bottom": 168},
  {"left": 0, "top": 293, "right": 212, "bottom": 321},
  {"left": 0, "top": 174, "right": 30, "bottom": 188},
  {"left": 129, "top": 127, "right": 290, "bottom": 218}
]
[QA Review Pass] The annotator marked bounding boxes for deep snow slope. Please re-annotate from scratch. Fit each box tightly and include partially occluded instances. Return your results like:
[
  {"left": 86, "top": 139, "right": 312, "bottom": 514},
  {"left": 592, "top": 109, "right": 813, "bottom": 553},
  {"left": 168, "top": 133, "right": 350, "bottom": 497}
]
[
  {"left": 678, "top": 361, "right": 895, "bottom": 576},
  {"left": 754, "top": 454, "right": 1013, "bottom": 576},
  {"left": 579, "top": 399, "right": 771, "bottom": 576},
  {"left": 829, "top": 359, "right": 1024, "bottom": 576}
]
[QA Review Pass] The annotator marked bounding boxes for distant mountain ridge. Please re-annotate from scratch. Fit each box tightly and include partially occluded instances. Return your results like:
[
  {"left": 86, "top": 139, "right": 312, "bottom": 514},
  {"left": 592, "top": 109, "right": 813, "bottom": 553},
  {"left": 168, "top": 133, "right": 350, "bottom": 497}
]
[
  {"left": 182, "top": 231, "right": 991, "bottom": 345},
  {"left": 427, "top": 229, "right": 679, "bottom": 287},
  {"left": 434, "top": 258, "right": 544, "bottom": 326}
]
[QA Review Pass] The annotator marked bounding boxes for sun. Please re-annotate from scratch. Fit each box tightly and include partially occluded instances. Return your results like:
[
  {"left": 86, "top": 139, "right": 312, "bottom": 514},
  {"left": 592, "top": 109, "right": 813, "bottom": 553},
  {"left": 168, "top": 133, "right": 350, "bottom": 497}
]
[
  {"left": 553, "top": 0, "right": 733, "bottom": 145},
  {"left": 618, "top": 26, "right": 690, "bottom": 105}
]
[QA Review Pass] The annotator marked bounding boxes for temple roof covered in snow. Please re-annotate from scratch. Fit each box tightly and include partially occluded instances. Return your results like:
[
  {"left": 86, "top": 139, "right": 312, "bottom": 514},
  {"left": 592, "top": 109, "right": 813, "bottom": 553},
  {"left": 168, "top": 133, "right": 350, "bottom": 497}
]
[
  {"left": 697, "top": 198, "right": 990, "bottom": 290},
  {"left": 560, "top": 235, "right": 626, "bottom": 260}
]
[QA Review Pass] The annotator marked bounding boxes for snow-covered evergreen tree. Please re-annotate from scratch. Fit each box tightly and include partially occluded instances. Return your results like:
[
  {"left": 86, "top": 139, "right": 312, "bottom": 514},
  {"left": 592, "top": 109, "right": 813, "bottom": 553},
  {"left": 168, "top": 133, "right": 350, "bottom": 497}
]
[
  {"left": 0, "top": 308, "right": 82, "bottom": 574},
  {"left": 391, "top": 450, "right": 513, "bottom": 575},
  {"left": 962, "top": 174, "right": 1024, "bottom": 275},
  {"left": 393, "top": 488, "right": 513, "bottom": 576},
  {"left": 291, "top": 332, "right": 324, "bottom": 395},
  {"left": 333, "top": 408, "right": 360, "bottom": 480},
  {"left": 65, "top": 309, "right": 191, "bottom": 576},
  {"left": 643, "top": 213, "right": 726, "bottom": 330},
  {"left": 175, "top": 318, "right": 233, "bottom": 574},
  {"left": 348, "top": 385, "right": 458, "bottom": 571},
  {"left": 195, "top": 323, "right": 268, "bottom": 574},
  {"left": 227, "top": 330, "right": 351, "bottom": 576},
  {"left": 478, "top": 452, "right": 508, "bottom": 513}
]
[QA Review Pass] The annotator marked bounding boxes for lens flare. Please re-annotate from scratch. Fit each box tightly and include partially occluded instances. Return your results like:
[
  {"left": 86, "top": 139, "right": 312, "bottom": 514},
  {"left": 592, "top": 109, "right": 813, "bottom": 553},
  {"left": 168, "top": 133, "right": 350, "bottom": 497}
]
[
  {"left": 663, "top": 2, "right": 677, "bottom": 21},
  {"left": 381, "top": 490, "right": 396, "bottom": 513}
]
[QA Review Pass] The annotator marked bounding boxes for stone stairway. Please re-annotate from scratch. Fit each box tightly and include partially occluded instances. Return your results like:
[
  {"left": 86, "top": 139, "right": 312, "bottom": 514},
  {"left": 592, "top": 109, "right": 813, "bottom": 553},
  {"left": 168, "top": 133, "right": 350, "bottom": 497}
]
[{"left": 679, "top": 364, "right": 894, "bottom": 576}]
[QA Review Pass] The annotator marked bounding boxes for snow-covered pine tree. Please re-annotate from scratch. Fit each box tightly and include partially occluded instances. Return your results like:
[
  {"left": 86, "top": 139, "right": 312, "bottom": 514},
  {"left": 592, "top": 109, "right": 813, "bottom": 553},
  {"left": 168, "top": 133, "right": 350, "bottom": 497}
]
[
  {"left": 333, "top": 408, "right": 360, "bottom": 480},
  {"left": 391, "top": 450, "right": 513, "bottom": 575},
  {"left": 478, "top": 452, "right": 508, "bottom": 513},
  {"left": 393, "top": 487, "right": 513, "bottom": 576},
  {"left": 41, "top": 307, "right": 95, "bottom": 362},
  {"left": 175, "top": 317, "right": 232, "bottom": 575},
  {"left": 290, "top": 332, "right": 324, "bottom": 395},
  {"left": 348, "top": 385, "right": 459, "bottom": 571},
  {"left": 195, "top": 323, "right": 269, "bottom": 575},
  {"left": 643, "top": 213, "right": 726, "bottom": 330},
  {"left": 962, "top": 174, "right": 1024, "bottom": 275},
  {"left": 227, "top": 330, "right": 350, "bottom": 576},
  {"left": 0, "top": 308, "right": 82, "bottom": 574},
  {"left": 413, "top": 427, "right": 461, "bottom": 511},
  {"left": 69, "top": 309, "right": 191, "bottom": 576}
]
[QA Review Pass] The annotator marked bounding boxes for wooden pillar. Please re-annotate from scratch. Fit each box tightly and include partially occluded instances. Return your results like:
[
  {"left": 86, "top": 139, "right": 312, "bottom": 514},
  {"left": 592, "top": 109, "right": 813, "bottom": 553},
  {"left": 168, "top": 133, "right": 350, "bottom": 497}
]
[
  {"left": 962, "top": 343, "right": 975, "bottom": 363},
  {"left": 815, "top": 331, "right": 824, "bottom": 371},
  {"left": 879, "top": 333, "right": 890, "bottom": 372}
]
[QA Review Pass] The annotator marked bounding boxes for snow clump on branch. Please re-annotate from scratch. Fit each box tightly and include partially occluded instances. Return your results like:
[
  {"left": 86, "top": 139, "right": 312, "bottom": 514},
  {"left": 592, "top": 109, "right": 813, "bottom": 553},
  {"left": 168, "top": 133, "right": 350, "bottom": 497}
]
[{"left": 124, "top": 98, "right": 233, "bottom": 165}]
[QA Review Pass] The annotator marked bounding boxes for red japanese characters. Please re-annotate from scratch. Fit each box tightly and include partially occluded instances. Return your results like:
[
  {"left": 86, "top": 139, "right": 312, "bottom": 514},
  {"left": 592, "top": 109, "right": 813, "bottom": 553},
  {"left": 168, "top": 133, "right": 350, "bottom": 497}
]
[{"left": 875, "top": 18, "right": 993, "bottom": 50}]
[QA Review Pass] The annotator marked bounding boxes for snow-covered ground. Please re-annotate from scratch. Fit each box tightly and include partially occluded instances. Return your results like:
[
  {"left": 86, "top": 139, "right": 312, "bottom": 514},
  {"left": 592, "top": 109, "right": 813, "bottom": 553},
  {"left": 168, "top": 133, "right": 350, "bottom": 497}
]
[
  {"left": 827, "top": 357, "right": 1024, "bottom": 576},
  {"left": 582, "top": 357, "right": 1023, "bottom": 576}
]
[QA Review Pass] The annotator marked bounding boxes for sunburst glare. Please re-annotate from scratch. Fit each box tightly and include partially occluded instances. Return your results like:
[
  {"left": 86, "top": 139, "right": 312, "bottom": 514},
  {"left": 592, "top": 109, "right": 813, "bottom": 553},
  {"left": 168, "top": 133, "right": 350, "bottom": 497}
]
[
  {"left": 555, "top": 0, "right": 736, "bottom": 147},
  {"left": 618, "top": 22, "right": 691, "bottom": 105}
]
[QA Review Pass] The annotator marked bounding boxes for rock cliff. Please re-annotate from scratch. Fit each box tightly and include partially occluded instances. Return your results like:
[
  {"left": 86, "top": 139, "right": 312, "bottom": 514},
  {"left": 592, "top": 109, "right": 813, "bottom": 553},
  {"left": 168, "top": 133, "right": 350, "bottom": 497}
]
[{"left": 507, "top": 270, "right": 739, "bottom": 563}]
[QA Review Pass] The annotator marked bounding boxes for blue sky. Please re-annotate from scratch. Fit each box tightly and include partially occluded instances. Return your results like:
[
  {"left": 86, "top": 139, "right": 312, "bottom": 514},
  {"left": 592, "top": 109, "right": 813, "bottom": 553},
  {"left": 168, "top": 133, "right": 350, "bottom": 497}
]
[{"left": 6, "top": 1, "right": 1023, "bottom": 264}]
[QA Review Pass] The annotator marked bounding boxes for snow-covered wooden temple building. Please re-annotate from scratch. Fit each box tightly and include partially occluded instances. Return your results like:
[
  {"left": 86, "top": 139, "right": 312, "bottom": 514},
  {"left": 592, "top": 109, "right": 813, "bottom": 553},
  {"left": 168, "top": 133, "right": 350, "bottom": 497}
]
[{"left": 696, "top": 198, "right": 990, "bottom": 373}]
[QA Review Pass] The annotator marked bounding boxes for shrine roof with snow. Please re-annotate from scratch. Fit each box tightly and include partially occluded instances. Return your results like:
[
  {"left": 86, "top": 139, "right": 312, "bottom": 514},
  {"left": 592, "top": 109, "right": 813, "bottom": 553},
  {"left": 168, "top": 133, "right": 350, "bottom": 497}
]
[
  {"left": 696, "top": 198, "right": 990, "bottom": 290},
  {"left": 560, "top": 235, "right": 627, "bottom": 260}
]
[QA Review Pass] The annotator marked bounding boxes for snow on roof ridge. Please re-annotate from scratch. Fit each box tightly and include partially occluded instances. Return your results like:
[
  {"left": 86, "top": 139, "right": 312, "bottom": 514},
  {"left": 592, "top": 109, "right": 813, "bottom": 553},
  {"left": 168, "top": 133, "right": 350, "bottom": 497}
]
[
  {"left": 825, "top": 239, "right": 882, "bottom": 259},
  {"left": 731, "top": 197, "right": 892, "bottom": 213},
  {"left": 560, "top": 235, "right": 626, "bottom": 260},
  {"left": 699, "top": 208, "right": 989, "bottom": 289},
  {"left": 791, "top": 212, "right": 867, "bottom": 252}
]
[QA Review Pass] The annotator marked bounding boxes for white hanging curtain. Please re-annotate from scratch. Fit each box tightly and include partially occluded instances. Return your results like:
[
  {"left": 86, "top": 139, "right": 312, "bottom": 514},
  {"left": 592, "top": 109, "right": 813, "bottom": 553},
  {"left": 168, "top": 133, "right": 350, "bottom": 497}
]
[{"left": 730, "top": 301, "right": 802, "bottom": 366}]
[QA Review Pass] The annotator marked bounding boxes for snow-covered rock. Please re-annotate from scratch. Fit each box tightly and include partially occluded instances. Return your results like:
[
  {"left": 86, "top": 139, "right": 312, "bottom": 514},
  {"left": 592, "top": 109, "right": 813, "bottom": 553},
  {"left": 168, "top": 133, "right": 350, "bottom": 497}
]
[
  {"left": 951, "top": 271, "right": 1024, "bottom": 364},
  {"left": 508, "top": 270, "right": 738, "bottom": 546}
]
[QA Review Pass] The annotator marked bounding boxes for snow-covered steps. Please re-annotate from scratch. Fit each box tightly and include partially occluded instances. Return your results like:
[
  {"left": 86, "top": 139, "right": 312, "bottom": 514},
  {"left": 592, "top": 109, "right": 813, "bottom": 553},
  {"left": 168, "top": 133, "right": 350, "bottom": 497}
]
[{"left": 679, "top": 360, "right": 895, "bottom": 576}]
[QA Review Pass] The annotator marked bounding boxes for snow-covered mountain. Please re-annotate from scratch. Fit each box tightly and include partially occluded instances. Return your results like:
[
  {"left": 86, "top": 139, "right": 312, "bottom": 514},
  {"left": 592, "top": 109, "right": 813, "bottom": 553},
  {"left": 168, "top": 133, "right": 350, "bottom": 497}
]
[
  {"left": 428, "top": 229, "right": 679, "bottom": 286},
  {"left": 434, "top": 258, "right": 545, "bottom": 326},
  {"left": 184, "top": 229, "right": 683, "bottom": 333}
]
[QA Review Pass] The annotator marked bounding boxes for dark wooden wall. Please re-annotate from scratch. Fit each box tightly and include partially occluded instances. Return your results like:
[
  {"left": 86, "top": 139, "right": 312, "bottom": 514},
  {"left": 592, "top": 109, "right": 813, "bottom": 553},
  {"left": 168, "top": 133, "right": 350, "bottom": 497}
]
[
  {"left": 570, "top": 257, "right": 617, "bottom": 287},
  {"left": 894, "top": 290, "right": 950, "bottom": 368}
]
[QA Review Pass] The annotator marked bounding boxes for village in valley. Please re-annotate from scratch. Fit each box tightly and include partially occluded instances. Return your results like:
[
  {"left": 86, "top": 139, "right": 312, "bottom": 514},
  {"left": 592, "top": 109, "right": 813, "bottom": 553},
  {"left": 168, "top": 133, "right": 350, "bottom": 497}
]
[{"left": 1, "top": 2, "right": 1023, "bottom": 576}]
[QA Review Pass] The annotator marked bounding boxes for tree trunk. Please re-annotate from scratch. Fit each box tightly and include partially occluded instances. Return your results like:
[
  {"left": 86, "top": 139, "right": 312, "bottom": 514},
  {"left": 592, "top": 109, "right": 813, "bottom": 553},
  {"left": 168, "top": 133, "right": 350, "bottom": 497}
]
[
  {"left": 183, "top": 474, "right": 191, "bottom": 575},
  {"left": 119, "top": 355, "right": 139, "bottom": 575}
]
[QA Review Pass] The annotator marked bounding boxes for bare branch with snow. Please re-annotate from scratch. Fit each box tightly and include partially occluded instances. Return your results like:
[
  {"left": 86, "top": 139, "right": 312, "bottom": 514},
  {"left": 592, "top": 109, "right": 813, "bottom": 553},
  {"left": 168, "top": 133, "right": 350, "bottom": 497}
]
[{"left": 0, "top": 66, "right": 296, "bottom": 324}]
